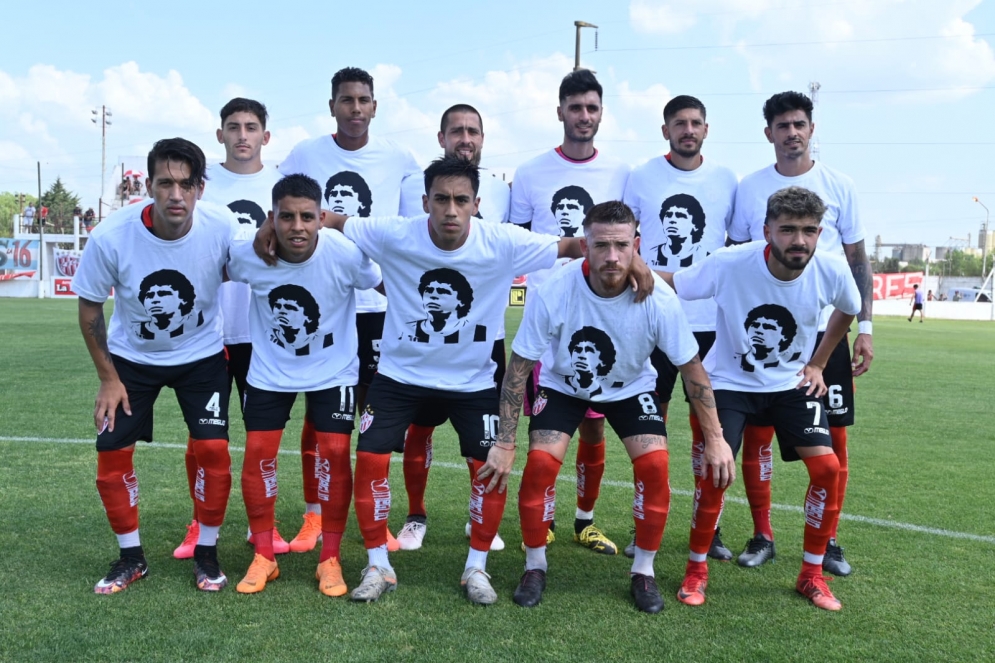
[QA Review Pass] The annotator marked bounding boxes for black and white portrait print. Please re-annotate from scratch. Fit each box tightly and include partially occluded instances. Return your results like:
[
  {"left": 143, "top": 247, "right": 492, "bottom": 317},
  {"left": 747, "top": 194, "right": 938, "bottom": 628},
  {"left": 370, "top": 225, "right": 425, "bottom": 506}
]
[
  {"left": 550, "top": 185, "right": 595, "bottom": 238},
  {"left": 564, "top": 326, "right": 621, "bottom": 399},
  {"left": 405, "top": 268, "right": 486, "bottom": 344},
  {"left": 228, "top": 199, "right": 267, "bottom": 228},
  {"left": 133, "top": 269, "right": 204, "bottom": 340},
  {"left": 651, "top": 193, "right": 708, "bottom": 268},
  {"left": 325, "top": 171, "right": 373, "bottom": 217},
  {"left": 739, "top": 304, "right": 801, "bottom": 372},
  {"left": 267, "top": 284, "right": 333, "bottom": 356}
]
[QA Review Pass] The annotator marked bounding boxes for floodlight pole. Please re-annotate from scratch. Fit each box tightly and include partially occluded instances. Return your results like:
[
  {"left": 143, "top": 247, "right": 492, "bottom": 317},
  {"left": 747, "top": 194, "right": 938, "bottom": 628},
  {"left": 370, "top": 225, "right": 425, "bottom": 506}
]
[
  {"left": 92, "top": 105, "right": 112, "bottom": 222},
  {"left": 574, "top": 21, "right": 598, "bottom": 71}
]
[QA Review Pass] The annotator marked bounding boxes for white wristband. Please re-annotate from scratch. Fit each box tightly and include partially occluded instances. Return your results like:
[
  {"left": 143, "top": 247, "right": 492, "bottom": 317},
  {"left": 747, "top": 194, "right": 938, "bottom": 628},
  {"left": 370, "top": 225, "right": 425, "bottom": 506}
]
[{"left": 857, "top": 321, "right": 872, "bottom": 335}]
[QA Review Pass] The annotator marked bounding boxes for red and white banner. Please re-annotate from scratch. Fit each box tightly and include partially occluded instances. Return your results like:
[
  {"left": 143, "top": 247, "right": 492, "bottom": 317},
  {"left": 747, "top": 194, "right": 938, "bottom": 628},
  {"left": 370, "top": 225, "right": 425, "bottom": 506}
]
[{"left": 873, "top": 272, "right": 923, "bottom": 300}]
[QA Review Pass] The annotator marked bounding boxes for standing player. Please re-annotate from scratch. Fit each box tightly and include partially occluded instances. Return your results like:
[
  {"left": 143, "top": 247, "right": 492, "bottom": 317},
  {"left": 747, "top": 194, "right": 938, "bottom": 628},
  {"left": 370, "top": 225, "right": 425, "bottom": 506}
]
[
  {"left": 509, "top": 69, "right": 631, "bottom": 555},
  {"left": 173, "top": 98, "right": 285, "bottom": 560},
  {"left": 727, "top": 91, "right": 874, "bottom": 575},
  {"left": 909, "top": 284, "right": 925, "bottom": 322},
  {"left": 672, "top": 186, "right": 861, "bottom": 611},
  {"left": 623, "top": 94, "right": 738, "bottom": 561},
  {"left": 394, "top": 104, "right": 511, "bottom": 552},
  {"left": 73, "top": 138, "right": 235, "bottom": 593},
  {"left": 481, "top": 201, "right": 734, "bottom": 613},
  {"left": 277, "top": 66, "right": 421, "bottom": 554},
  {"left": 227, "top": 174, "right": 381, "bottom": 595}
]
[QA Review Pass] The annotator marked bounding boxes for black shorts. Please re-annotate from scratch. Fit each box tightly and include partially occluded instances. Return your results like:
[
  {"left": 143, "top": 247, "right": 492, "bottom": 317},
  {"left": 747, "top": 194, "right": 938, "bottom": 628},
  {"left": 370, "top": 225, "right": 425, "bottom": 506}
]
[
  {"left": 96, "top": 351, "right": 230, "bottom": 452},
  {"left": 913, "top": 303, "right": 923, "bottom": 311},
  {"left": 651, "top": 331, "right": 715, "bottom": 404},
  {"left": 412, "top": 338, "right": 506, "bottom": 429},
  {"left": 356, "top": 311, "right": 385, "bottom": 387},
  {"left": 715, "top": 388, "right": 831, "bottom": 463},
  {"left": 225, "top": 343, "right": 252, "bottom": 411},
  {"left": 529, "top": 386, "right": 668, "bottom": 440},
  {"left": 818, "top": 331, "right": 855, "bottom": 427},
  {"left": 243, "top": 384, "right": 356, "bottom": 434},
  {"left": 357, "top": 374, "right": 498, "bottom": 462}
]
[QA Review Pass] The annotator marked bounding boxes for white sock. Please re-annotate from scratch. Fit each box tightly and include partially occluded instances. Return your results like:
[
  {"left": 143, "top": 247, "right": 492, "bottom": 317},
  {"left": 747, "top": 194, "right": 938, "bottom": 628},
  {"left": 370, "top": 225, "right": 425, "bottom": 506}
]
[
  {"left": 116, "top": 529, "right": 141, "bottom": 549},
  {"left": 367, "top": 544, "right": 392, "bottom": 572},
  {"left": 631, "top": 547, "right": 656, "bottom": 577},
  {"left": 689, "top": 551, "right": 707, "bottom": 563},
  {"left": 305, "top": 502, "right": 321, "bottom": 515},
  {"left": 197, "top": 524, "right": 220, "bottom": 546},
  {"left": 465, "top": 547, "right": 488, "bottom": 572},
  {"left": 803, "top": 551, "right": 824, "bottom": 565},
  {"left": 524, "top": 545, "right": 548, "bottom": 572},
  {"left": 575, "top": 508, "right": 595, "bottom": 520}
]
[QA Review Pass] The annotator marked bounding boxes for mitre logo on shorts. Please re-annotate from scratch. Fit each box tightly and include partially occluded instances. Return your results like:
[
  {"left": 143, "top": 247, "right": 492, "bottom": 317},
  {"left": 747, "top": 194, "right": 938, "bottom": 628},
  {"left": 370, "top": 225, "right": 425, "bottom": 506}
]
[
  {"left": 804, "top": 426, "right": 829, "bottom": 436},
  {"left": 359, "top": 406, "right": 375, "bottom": 434},
  {"left": 532, "top": 390, "right": 549, "bottom": 416}
]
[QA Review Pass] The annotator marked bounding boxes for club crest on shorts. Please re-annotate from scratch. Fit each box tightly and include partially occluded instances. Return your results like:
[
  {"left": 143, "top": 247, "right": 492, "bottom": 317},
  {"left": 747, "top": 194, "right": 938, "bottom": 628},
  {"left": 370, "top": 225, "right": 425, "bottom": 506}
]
[
  {"left": 532, "top": 389, "right": 549, "bottom": 416},
  {"left": 359, "top": 406, "right": 375, "bottom": 434}
]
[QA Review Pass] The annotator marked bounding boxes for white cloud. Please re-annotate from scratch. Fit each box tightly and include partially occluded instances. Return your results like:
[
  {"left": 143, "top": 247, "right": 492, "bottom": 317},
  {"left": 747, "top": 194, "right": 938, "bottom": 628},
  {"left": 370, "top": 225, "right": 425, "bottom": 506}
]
[{"left": 97, "top": 62, "right": 214, "bottom": 131}]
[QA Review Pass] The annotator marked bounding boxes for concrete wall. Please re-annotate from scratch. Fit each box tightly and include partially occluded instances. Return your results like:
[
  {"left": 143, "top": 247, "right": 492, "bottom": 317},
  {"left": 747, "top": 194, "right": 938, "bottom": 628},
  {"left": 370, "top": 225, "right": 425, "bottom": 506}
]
[{"left": 874, "top": 298, "right": 994, "bottom": 321}]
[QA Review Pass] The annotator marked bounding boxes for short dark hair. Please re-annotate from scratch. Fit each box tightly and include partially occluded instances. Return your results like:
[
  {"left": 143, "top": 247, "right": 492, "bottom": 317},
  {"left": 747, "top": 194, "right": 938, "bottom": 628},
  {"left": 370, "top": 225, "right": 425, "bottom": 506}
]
[
  {"left": 568, "top": 326, "right": 616, "bottom": 376},
  {"left": 440, "top": 104, "right": 483, "bottom": 134},
  {"left": 765, "top": 186, "right": 826, "bottom": 225},
  {"left": 219, "top": 98, "right": 269, "bottom": 128},
  {"left": 147, "top": 138, "right": 207, "bottom": 185},
  {"left": 559, "top": 69, "right": 602, "bottom": 103},
  {"left": 332, "top": 67, "right": 374, "bottom": 100},
  {"left": 913, "top": 284, "right": 920, "bottom": 290},
  {"left": 418, "top": 268, "right": 473, "bottom": 318},
  {"left": 139, "top": 269, "right": 196, "bottom": 316},
  {"left": 324, "top": 171, "right": 373, "bottom": 216},
  {"left": 582, "top": 200, "right": 637, "bottom": 232},
  {"left": 273, "top": 174, "right": 322, "bottom": 209},
  {"left": 659, "top": 193, "right": 706, "bottom": 243},
  {"left": 551, "top": 185, "right": 595, "bottom": 217},
  {"left": 423, "top": 156, "right": 480, "bottom": 196},
  {"left": 268, "top": 284, "right": 321, "bottom": 335},
  {"left": 762, "top": 91, "right": 814, "bottom": 125},
  {"left": 663, "top": 95, "right": 706, "bottom": 123},
  {"left": 744, "top": 304, "right": 797, "bottom": 352}
]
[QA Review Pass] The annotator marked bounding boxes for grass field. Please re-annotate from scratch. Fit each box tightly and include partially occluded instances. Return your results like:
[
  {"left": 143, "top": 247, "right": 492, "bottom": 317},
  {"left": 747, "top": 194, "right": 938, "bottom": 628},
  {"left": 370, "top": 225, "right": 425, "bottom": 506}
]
[{"left": 1, "top": 299, "right": 993, "bottom": 662}]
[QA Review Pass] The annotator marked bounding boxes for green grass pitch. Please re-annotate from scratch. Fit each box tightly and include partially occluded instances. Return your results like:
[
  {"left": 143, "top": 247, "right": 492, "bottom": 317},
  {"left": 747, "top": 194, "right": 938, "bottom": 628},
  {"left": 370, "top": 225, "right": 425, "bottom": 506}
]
[{"left": 0, "top": 299, "right": 993, "bottom": 662}]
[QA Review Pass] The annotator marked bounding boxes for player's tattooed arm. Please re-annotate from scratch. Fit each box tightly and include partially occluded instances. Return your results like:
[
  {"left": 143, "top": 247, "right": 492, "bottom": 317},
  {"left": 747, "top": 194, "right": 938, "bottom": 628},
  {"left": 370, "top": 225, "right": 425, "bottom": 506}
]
[
  {"left": 843, "top": 239, "right": 874, "bottom": 376},
  {"left": 78, "top": 298, "right": 131, "bottom": 433},
  {"left": 478, "top": 352, "right": 536, "bottom": 494},
  {"left": 677, "top": 355, "right": 735, "bottom": 488}
]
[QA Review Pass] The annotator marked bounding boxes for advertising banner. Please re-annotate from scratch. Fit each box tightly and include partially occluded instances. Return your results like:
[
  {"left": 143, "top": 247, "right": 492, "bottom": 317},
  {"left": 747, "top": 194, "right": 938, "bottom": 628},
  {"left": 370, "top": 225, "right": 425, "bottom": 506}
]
[
  {"left": 0, "top": 239, "right": 40, "bottom": 274},
  {"left": 872, "top": 272, "right": 923, "bottom": 300}
]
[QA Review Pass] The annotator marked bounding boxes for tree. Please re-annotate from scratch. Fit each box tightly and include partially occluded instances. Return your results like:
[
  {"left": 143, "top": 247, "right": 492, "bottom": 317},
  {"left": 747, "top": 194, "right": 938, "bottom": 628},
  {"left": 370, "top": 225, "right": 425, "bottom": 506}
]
[
  {"left": 902, "top": 258, "right": 928, "bottom": 273},
  {"left": 39, "top": 178, "right": 82, "bottom": 230},
  {"left": 0, "top": 192, "right": 38, "bottom": 236},
  {"left": 944, "top": 250, "right": 984, "bottom": 277}
]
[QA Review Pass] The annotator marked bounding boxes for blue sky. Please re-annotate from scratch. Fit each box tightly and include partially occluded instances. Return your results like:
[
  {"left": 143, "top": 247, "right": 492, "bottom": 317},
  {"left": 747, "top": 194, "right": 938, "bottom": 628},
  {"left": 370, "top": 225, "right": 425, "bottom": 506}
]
[{"left": 2, "top": 0, "right": 994, "bottom": 251}]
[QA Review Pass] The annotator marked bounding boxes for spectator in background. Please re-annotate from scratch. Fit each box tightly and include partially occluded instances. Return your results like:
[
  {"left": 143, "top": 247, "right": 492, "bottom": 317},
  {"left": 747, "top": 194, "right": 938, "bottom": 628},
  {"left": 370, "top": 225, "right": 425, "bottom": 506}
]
[
  {"left": 84, "top": 208, "right": 96, "bottom": 230},
  {"left": 23, "top": 203, "right": 35, "bottom": 232},
  {"left": 39, "top": 205, "right": 49, "bottom": 226},
  {"left": 927, "top": 290, "right": 934, "bottom": 301}
]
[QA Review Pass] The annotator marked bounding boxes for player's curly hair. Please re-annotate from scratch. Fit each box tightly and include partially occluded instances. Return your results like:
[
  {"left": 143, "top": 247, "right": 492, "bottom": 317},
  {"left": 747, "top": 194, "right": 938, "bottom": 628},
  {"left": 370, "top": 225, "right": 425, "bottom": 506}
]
[
  {"left": 765, "top": 186, "right": 826, "bottom": 225},
  {"left": 762, "top": 91, "right": 813, "bottom": 125}
]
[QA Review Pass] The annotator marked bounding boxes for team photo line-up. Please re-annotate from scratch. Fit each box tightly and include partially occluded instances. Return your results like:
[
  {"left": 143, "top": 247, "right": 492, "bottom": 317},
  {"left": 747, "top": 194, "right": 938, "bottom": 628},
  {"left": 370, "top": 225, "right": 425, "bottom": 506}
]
[{"left": 74, "top": 64, "right": 873, "bottom": 614}]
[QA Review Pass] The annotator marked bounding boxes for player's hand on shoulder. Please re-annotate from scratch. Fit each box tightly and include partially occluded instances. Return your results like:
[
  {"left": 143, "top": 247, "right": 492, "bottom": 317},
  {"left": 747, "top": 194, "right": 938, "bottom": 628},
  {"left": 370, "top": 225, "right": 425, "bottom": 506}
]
[
  {"left": 629, "top": 253, "right": 655, "bottom": 303},
  {"left": 253, "top": 215, "right": 277, "bottom": 266}
]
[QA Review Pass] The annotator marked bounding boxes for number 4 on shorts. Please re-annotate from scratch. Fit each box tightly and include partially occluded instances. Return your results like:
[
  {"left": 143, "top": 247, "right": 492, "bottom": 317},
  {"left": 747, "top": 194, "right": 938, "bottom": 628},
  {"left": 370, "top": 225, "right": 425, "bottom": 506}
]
[{"left": 205, "top": 392, "right": 221, "bottom": 417}]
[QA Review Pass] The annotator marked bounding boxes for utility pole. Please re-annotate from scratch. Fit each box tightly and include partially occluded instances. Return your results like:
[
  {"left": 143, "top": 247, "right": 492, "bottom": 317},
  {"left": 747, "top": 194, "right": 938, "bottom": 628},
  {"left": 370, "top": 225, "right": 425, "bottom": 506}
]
[
  {"left": 973, "top": 196, "right": 991, "bottom": 304},
  {"left": 809, "top": 81, "right": 821, "bottom": 160},
  {"left": 574, "top": 21, "right": 598, "bottom": 71},
  {"left": 91, "top": 105, "right": 112, "bottom": 222}
]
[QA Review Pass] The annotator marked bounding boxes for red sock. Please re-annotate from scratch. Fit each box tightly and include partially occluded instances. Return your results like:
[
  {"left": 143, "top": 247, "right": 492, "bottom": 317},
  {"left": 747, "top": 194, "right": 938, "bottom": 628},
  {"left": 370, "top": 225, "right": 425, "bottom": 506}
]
[
  {"left": 467, "top": 458, "right": 508, "bottom": 551},
  {"left": 518, "top": 450, "right": 562, "bottom": 548},
  {"left": 301, "top": 415, "right": 319, "bottom": 504},
  {"left": 402, "top": 424, "right": 434, "bottom": 518},
  {"left": 96, "top": 447, "right": 139, "bottom": 534},
  {"left": 320, "top": 532, "right": 345, "bottom": 563},
  {"left": 353, "top": 451, "right": 392, "bottom": 548},
  {"left": 742, "top": 424, "right": 775, "bottom": 540},
  {"left": 829, "top": 426, "right": 848, "bottom": 539},
  {"left": 316, "top": 431, "right": 352, "bottom": 544},
  {"left": 689, "top": 468, "right": 727, "bottom": 556},
  {"left": 576, "top": 438, "right": 605, "bottom": 513},
  {"left": 242, "top": 430, "right": 282, "bottom": 559},
  {"left": 632, "top": 450, "right": 670, "bottom": 551},
  {"left": 191, "top": 438, "right": 232, "bottom": 528},
  {"left": 801, "top": 453, "right": 841, "bottom": 560},
  {"left": 184, "top": 436, "right": 198, "bottom": 521}
]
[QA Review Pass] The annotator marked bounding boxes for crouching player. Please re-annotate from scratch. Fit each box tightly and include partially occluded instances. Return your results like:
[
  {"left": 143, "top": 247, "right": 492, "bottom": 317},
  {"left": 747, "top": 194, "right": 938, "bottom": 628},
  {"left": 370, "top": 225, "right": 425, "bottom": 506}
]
[
  {"left": 478, "top": 201, "right": 735, "bottom": 613},
  {"left": 227, "top": 174, "right": 381, "bottom": 595},
  {"left": 668, "top": 187, "right": 860, "bottom": 611}
]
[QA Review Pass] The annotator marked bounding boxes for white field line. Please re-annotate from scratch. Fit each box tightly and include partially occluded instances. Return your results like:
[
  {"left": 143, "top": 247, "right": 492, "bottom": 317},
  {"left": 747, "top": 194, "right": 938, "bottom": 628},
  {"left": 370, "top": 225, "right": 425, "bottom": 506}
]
[{"left": 4, "top": 435, "right": 993, "bottom": 545}]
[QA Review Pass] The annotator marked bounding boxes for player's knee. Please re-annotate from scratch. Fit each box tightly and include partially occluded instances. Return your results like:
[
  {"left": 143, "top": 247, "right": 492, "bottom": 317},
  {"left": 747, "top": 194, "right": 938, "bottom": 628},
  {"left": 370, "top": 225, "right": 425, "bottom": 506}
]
[{"left": 192, "top": 438, "right": 231, "bottom": 467}]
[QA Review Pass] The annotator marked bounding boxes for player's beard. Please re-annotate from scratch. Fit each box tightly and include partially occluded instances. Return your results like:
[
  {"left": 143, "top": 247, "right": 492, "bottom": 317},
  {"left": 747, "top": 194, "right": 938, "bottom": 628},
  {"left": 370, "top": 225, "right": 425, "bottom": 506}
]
[
  {"left": 565, "top": 122, "right": 598, "bottom": 143},
  {"left": 769, "top": 243, "right": 812, "bottom": 272},
  {"left": 597, "top": 263, "right": 628, "bottom": 292},
  {"left": 669, "top": 136, "right": 701, "bottom": 159}
]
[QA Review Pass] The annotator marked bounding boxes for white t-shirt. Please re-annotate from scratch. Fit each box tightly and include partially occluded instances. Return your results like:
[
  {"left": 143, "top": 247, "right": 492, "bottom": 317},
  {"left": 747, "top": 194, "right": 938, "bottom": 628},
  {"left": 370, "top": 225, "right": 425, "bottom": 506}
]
[
  {"left": 400, "top": 169, "right": 511, "bottom": 223},
  {"left": 513, "top": 261, "right": 698, "bottom": 402},
  {"left": 202, "top": 163, "right": 283, "bottom": 345},
  {"left": 673, "top": 242, "right": 861, "bottom": 393},
  {"left": 226, "top": 229, "right": 381, "bottom": 392},
  {"left": 344, "top": 215, "right": 559, "bottom": 391},
  {"left": 279, "top": 134, "right": 421, "bottom": 314},
  {"left": 72, "top": 201, "right": 238, "bottom": 366},
  {"left": 510, "top": 148, "right": 630, "bottom": 290},
  {"left": 623, "top": 156, "right": 737, "bottom": 331}
]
